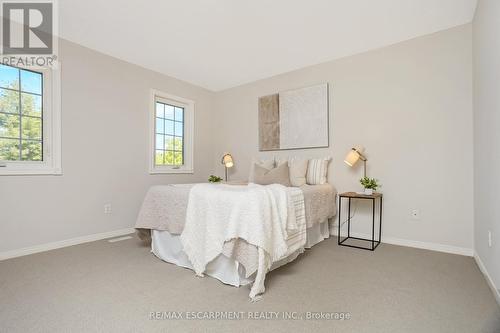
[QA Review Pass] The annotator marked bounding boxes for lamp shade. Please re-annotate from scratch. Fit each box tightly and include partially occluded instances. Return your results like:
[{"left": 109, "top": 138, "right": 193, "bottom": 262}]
[
  {"left": 344, "top": 146, "right": 365, "bottom": 167},
  {"left": 344, "top": 149, "right": 360, "bottom": 167},
  {"left": 222, "top": 153, "right": 234, "bottom": 168}
]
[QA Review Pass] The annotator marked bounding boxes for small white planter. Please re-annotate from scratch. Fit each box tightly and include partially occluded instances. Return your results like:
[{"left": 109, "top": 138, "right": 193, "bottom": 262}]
[{"left": 364, "top": 188, "right": 373, "bottom": 195}]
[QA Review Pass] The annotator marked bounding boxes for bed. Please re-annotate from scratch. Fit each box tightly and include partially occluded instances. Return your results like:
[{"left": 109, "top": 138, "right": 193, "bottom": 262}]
[{"left": 136, "top": 182, "right": 336, "bottom": 299}]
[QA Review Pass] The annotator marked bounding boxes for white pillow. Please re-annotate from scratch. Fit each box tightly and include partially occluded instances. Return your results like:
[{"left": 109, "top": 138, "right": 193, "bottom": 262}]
[
  {"left": 306, "top": 158, "right": 331, "bottom": 185},
  {"left": 288, "top": 157, "right": 308, "bottom": 187},
  {"left": 248, "top": 158, "right": 275, "bottom": 182}
]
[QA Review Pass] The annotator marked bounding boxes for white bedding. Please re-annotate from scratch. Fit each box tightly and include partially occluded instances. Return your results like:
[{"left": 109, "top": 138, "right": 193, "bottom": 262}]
[{"left": 136, "top": 183, "right": 336, "bottom": 233}]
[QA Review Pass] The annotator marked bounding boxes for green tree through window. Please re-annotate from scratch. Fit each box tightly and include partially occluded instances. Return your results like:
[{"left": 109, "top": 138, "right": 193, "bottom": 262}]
[{"left": 0, "top": 64, "right": 43, "bottom": 161}]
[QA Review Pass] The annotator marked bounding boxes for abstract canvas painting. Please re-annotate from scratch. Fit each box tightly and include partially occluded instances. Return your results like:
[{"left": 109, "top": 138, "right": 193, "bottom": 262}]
[{"left": 258, "top": 83, "right": 329, "bottom": 151}]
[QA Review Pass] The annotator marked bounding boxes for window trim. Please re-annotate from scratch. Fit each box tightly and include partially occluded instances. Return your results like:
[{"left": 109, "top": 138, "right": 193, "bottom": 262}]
[
  {"left": 149, "top": 89, "right": 194, "bottom": 174},
  {"left": 0, "top": 65, "right": 61, "bottom": 176}
]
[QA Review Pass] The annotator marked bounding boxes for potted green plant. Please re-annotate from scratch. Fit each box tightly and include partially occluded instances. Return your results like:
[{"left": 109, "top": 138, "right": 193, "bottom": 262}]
[
  {"left": 359, "top": 177, "right": 380, "bottom": 195},
  {"left": 208, "top": 175, "right": 223, "bottom": 183}
]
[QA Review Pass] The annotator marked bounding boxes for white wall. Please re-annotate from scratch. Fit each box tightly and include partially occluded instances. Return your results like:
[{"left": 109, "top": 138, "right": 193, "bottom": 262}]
[
  {"left": 213, "top": 24, "right": 474, "bottom": 252},
  {"left": 0, "top": 39, "right": 215, "bottom": 253},
  {"left": 473, "top": 0, "right": 500, "bottom": 290}
]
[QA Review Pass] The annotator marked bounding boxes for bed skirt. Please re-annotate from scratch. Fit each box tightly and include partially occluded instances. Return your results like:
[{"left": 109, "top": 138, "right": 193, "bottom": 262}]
[{"left": 151, "top": 220, "right": 331, "bottom": 287}]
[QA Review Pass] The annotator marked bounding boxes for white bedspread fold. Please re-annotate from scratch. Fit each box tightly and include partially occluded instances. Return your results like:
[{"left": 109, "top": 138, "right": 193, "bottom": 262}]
[{"left": 180, "top": 183, "right": 299, "bottom": 299}]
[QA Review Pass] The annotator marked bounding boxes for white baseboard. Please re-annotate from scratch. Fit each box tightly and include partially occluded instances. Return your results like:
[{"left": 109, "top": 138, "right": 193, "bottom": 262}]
[
  {"left": 0, "top": 228, "right": 135, "bottom": 261},
  {"left": 331, "top": 229, "right": 473, "bottom": 256},
  {"left": 380, "top": 235, "right": 473, "bottom": 256},
  {"left": 474, "top": 253, "right": 500, "bottom": 306},
  {"left": 0, "top": 226, "right": 473, "bottom": 260}
]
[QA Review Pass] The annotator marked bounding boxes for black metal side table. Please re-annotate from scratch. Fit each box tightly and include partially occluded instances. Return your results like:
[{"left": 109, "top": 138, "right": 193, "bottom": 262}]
[{"left": 337, "top": 192, "right": 383, "bottom": 251}]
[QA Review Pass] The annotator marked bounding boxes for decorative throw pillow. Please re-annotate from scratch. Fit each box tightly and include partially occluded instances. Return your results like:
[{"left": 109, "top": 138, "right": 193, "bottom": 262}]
[
  {"left": 288, "top": 157, "right": 308, "bottom": 187},
  {"left": 306, "top": 158, "right": 331, "bottom": 185},
  {"left": 248, "top": 158, "right": 275, "bottom": 182},
  {"left": 253, "top": 162, "right": 291, "bottom": 187}
]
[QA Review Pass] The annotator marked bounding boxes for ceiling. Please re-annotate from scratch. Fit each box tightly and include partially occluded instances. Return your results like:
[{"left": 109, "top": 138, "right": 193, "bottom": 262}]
[{"left": 59, "top": 0, "right": 477, "bottom": 91}]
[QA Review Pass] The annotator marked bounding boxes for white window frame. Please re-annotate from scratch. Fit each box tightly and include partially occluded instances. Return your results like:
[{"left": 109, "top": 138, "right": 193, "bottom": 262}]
[
  {"left": 149, "top": 89, "right": 194, "bottom": 174},
  {"left": 0, "top": 65, "right": 62, "bottom": 176}
]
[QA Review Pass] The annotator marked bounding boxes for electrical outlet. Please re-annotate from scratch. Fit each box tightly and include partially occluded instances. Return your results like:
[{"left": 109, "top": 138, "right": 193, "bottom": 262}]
[
  {"left": 104, "top": 203, "right": 112, "bottom": 215},
  {"left": 411, "top": 209, "right": 420, "bottom": 220},
  {"left": 488, "top": 231, "right": 492, "bottom": 247}
]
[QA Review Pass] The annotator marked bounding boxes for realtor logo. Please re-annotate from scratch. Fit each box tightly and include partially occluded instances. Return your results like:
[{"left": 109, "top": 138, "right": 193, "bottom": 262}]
[{"left": 1, "top": 1, "right": 53, "bottom": 54}]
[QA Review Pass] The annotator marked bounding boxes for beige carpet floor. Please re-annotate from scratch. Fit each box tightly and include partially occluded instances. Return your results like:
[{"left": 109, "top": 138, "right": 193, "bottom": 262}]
[{"left": 0, "top": 235, "right": 499, "bottom": 333}]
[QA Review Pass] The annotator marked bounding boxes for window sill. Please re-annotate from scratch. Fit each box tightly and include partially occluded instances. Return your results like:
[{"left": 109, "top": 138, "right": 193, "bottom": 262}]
[
  {"left": 149, "top": 168, "right": 193, "bottom": 175},
  {"left": 0, "top": 166, "right": 62, "bottom": 176}
]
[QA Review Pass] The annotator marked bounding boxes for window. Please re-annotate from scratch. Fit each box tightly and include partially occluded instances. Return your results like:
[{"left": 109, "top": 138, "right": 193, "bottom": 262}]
[
  {"left": 155, "top": 101, "right": 184, "bottom": 166},
  {"left": 149, "top": 90, "right": 194, "bottom": 174},
  {"left": 0, "top": 63, "right": 61, "bottom": 175}
]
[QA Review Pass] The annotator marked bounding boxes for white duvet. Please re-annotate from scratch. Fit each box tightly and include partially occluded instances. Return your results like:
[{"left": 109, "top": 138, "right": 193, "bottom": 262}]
[{"left": 180, "top": 183, "right": 304, "bottom": 300}]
